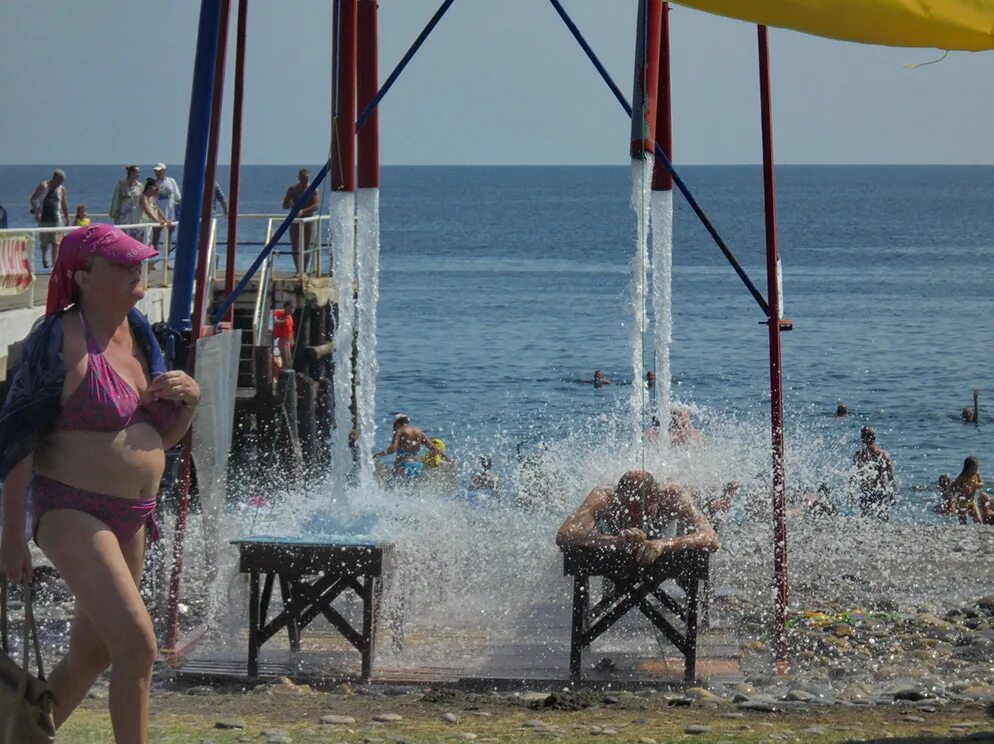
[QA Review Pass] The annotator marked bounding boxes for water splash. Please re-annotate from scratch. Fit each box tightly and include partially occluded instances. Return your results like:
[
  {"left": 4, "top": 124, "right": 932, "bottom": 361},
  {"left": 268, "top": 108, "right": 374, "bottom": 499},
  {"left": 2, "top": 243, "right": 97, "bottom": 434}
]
[
  {"left": 650, "top": 189, "right": 673, "bottom": 424},
  {"left": 629, "top": 157, "right": 653, "bottom": 439},
  {"left": 354, "top": 188, "right": 381, "bottom": 491},
  {"left": 330, "top": 191, "right": 356, "bottom": 494}
]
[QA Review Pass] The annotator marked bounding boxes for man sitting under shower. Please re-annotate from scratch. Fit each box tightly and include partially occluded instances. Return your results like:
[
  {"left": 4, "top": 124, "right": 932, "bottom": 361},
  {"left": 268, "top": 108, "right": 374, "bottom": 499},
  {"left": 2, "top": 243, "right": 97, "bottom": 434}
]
[{"left": 556, "top": 470, "right": 719, "bottom": 565}]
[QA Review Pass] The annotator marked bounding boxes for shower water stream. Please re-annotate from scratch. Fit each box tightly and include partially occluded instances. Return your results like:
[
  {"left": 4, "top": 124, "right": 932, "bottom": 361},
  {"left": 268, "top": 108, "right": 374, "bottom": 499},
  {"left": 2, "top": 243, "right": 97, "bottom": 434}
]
[
  {"left": 354, "top": 188, "right": 381, "bottom": 491},
  {"left": 629, "top": 157, "right": 653, "bottom": 438},
  {"left": 650, "top": 188, "right": 673, "bottom": 424},
  {"left": 329, "top": 190, "right": 356, "bottom": 495}
]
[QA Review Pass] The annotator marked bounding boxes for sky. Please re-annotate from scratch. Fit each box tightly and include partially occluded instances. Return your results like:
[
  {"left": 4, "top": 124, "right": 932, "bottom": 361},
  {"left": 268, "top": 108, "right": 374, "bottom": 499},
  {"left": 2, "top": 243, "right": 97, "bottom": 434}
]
[{"left": 2, "top": 1, "right": 993, "bottom": 166}]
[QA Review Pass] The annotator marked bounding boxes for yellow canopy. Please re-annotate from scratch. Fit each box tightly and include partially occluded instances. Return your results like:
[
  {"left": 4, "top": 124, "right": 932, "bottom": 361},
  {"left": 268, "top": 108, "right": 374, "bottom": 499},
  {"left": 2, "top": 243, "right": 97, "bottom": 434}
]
[{"left": 671, "top": 1, "right": 994, "bottom": 50}]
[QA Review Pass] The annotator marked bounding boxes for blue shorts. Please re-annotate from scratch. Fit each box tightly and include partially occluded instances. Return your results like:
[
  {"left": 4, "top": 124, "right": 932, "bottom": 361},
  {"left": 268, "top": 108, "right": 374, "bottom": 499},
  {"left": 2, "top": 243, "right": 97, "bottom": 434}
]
[{"left": 397, "top": 461, "right": 424, "bottom": 480}]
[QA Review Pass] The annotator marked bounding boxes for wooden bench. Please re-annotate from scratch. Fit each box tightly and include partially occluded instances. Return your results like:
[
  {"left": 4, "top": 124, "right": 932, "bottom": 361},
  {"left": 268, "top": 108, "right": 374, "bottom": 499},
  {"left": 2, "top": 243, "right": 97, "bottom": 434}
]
[
  {"left": 562, "top": 546, "right": 710, "bottom": 684},
  {"left": 232, "top": 536, "right": 391, "bottom": 681}
]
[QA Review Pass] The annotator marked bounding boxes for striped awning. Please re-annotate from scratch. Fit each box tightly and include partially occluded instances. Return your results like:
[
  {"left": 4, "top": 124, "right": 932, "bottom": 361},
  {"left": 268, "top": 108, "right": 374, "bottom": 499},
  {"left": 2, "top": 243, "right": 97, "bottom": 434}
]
[
  {"left": 671, "top": 1, "right": 994, "bottom": 51},
  {"left": 0, "top": 235, "right": 35, "bottom": 295}
]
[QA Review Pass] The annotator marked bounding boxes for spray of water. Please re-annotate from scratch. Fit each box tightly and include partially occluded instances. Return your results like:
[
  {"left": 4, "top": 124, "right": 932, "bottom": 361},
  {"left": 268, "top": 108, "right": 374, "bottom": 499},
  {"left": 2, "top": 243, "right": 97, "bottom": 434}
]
[
  {"left": 330, "top": 191, "right": 356, "bottom": 494},
  {"left": 629, "top": 157, "right": 653, "bottom": 438},
  {"left": 650, "top": 189, "right": 673, "bottom": 424},
  {"left": 354, "top": 188, "right": 381, "bottom": 491}
]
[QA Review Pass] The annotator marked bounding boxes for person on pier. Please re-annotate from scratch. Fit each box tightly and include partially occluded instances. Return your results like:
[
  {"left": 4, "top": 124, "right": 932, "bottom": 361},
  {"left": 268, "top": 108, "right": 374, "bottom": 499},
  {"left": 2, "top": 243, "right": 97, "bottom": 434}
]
[
  {"left": 0, "top": 224, "right": 200, "bottom": 743},
  {"left": 556, "top": 470, "right": 719, "bottom": 565},
  {"left": 373, "top": 414, "right": 444, "bottom": 482},
  {"left": 848, "top": 426, "right": 897, "bottom": 520},
  {"left": 282, "top": 168, "right": 321, "bottom": 275}
]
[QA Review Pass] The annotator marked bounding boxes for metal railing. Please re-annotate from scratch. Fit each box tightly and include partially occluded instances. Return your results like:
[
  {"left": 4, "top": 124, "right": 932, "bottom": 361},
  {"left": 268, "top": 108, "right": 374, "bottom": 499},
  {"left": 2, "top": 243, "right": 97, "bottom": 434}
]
[{"left": 0, "top": 221, "right": 173, "bottom": 311}]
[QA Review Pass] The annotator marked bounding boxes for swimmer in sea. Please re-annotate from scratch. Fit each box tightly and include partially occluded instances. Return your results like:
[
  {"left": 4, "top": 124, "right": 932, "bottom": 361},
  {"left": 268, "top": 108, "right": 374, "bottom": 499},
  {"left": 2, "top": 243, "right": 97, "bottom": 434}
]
[
  {"left": 373, "top": 414, "right": 443, "bottom": 481},
  {"left": 593, "top": 369, "right": 610, "bottom": 387},
  {"left": 467, "top": 456, "right": 501, "bottom": 503},
  {"left": 669, "top": 407, "right": 704, "bottom": 447},
  {"left": 835, "top": 402, "right": 848, "bottom": 418},
  {"left": 962, "top": 389, "right": 980, "bottom": 423},
  {"left": 848, "top": 426, "right": 897, "bottom": 521},
  {"left": 646, "top": 370, "right": 656, "bottom": 389}
]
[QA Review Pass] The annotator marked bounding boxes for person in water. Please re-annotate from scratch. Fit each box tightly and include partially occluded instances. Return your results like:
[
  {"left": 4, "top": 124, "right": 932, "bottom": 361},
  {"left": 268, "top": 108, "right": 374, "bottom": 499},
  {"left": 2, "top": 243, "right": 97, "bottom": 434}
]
[
  {"left": 669, "top": 407, "right": 704, "bottom": 447},
  {"left": 835, "top": 402, "right": 848, "bottom": 418},
  {"left": 947, "top": 456, "right": 988, "bottom": 524},
  {"left": 962, "top": 389, "right": 980, "bottom": 423},
  {"left": 593, "top": 369, "right": 610, "bottom": 387},
  {"left": 373, "top": 414, "right": 442, "bottom": 481},
  {"left": 556, "top": 470, "right": 719, "bottom": 565},
  {"left": 848, "top": 426, "right": 897, "bottom": 520},
  {"left": 467, "top": 456, "right": 501, "bottom": 502},
  {"left": 0, "top": 224, "right": 200, "bottom": 742}
]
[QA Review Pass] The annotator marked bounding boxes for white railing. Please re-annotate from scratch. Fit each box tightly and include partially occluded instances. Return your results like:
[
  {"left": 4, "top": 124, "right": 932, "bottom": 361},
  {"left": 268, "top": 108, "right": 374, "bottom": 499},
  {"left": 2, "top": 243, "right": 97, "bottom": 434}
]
[{"left": 0, "top": 220, "right": 181, "bottom": 311}]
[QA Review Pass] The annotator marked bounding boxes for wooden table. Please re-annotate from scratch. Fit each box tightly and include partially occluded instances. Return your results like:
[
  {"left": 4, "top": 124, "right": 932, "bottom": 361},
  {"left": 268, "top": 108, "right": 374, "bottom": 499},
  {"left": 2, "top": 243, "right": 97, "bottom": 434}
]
[
  {"left": 561, "top": 547, "right": 710, "bottom": 684},
  {"left": 232, "top": 536, "right": 391, "bottom": 681}
]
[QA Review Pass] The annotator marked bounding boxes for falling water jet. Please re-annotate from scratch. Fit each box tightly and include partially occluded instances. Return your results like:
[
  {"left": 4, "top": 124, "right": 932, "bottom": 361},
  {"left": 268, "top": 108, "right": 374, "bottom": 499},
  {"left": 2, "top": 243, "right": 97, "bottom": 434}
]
[
  {"left": 629, "top": 157, "right": 653, "bottom": 438},
  {"left": 330, "top": 190, "right": 357, "bottom": 495},
  {"left": 354, "top": 189, "right": 381, "bottom": 490},
  {"left": 650, "top": 188, "right": 673, "bottom": 422}
]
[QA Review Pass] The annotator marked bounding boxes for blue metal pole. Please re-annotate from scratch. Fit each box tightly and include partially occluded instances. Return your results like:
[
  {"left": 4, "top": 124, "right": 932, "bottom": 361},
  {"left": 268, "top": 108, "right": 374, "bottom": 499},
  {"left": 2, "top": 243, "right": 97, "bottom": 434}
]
[
  {"left": 547, "top": 0, "right": 770, "bottom": 316},
  {"left": 212, "top": 0, "right": 459, "bottom": 325},
  {"left": 170, "top": 0, "right": 223, "bottom": 331}
]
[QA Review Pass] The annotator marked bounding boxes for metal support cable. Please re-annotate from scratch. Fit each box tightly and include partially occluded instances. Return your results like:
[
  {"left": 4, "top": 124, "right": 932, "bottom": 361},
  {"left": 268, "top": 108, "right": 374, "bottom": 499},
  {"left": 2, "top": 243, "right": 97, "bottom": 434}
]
[
  {"left": 548, "top": 0, "right": 770, "bottom": 316},
  {"left": 212, "top": 0, "right": 459, "bottom": 325}
]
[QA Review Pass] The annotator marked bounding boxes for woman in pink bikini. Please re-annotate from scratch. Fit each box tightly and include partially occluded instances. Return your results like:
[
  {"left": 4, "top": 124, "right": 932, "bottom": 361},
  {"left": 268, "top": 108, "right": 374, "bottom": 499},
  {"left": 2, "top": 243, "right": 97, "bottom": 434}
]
[{"left": 0, "top": 223, "right": 199, "bottom": 743}]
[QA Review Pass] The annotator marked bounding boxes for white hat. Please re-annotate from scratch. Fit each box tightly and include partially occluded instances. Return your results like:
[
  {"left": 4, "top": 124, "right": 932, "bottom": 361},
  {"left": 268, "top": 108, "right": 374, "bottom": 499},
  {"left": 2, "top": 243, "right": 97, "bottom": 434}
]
[
  {"left": 153, "top": 162, "right": 167, "bottom": 171},
  {"left": 393, "top": 413, "right": 410, "bottom": 425}
]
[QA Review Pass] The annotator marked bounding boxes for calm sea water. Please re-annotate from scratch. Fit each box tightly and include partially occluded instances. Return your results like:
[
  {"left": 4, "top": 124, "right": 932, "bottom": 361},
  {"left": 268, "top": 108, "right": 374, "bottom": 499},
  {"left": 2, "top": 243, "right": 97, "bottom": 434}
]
[{"left": 1, "top": 164, "right": 991, "bottom": 510}]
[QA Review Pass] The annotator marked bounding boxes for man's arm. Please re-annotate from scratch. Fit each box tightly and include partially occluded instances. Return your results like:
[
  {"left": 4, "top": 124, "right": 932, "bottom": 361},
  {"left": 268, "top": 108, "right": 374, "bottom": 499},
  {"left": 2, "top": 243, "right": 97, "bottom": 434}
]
[
  {"left": 282, "top": 187, "right": 294, "bottom": 210},
  {"left": 374, "top": 431, "right": 401, "bottom": 458},
  {"left": 60, "top": 187, "right": 69, "bottom": 225},
  {"left": 974, "top": 389, "right": 980, "bottom": 424},
  {"left": 635, "top": 488, "right": 719, "bottom": 565},
  {"left": 298, "top": 189, "right": 320, "bottom": 218},
  {"left": 28, "top": 183, "right": 44, "bottom": 222},
  {"left": 557, "top": 489, "right": 645, "bottom": 551}
]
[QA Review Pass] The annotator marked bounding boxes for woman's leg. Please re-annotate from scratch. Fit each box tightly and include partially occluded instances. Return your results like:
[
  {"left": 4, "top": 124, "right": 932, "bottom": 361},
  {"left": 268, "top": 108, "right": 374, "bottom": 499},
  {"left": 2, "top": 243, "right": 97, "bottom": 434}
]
[{"left": 38, "top": 510, "right": 153, "bottom": 744}]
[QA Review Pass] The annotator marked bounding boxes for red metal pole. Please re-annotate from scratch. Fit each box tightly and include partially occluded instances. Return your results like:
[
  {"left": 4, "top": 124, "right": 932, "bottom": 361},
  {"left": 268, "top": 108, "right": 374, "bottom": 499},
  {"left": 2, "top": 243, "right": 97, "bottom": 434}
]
[
  {"left": 165, "top": 0, "right": 231, "bottom": 651},
  {"left": 651, "top": 2, "right": 672, "bottom": 191},
  {"left": 357, "top": 0, "right": 379, "bottom": 188},
  {"left": 758, "top": 24, "right": 789, "bottom": 671},
  {"left": 224, "top": 0, "right": 248, "bottom": 325},
  {"left": 333, "top": 0, "right": 358, "bottom": 192},
  {"left": 630, "top": 0, "right": 662, "bottom": 159}
]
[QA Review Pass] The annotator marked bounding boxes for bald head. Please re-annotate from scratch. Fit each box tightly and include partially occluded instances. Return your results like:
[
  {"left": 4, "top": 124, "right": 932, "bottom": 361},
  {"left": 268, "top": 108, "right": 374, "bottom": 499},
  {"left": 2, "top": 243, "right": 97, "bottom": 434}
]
[{"left": 617, "top": 470, "right": 657, "bottom": 501}]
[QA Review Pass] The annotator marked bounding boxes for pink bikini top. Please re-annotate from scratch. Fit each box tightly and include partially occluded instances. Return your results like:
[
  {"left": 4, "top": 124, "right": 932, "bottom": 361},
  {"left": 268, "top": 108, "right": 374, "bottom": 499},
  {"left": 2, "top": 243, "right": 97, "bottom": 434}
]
[{"left": 54, "top": 314, "right": 178, "bottom": 433}]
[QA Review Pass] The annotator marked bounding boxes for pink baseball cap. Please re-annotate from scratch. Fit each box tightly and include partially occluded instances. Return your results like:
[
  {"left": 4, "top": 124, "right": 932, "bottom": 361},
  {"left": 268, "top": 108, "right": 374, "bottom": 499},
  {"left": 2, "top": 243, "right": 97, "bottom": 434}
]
[{"left": 47, "top": 224, "right": 158, "bottom": 314}]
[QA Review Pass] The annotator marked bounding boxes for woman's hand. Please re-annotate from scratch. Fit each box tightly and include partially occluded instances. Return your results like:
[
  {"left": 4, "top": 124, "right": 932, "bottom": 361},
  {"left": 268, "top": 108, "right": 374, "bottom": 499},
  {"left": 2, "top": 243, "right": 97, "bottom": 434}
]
[
  {"left": 1, "top": 534, "right": 32, "bottom": 585},
  {"left": 147, "top": 370, "right": 201, "bottom": 407}
]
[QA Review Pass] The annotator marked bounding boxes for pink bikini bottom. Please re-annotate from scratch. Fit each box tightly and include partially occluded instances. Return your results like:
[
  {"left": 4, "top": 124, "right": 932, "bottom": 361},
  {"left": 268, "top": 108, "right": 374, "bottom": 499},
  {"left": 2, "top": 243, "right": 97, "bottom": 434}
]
[{"left": 32, "top": 475, "right": 160, "bottom": 548}]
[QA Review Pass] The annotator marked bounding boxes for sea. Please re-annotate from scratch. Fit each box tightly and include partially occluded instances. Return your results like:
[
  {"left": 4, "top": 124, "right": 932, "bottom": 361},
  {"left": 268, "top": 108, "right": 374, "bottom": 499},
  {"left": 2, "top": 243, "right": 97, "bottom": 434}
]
[{"left": 1, "top": 164, "right": 991, "bottom": 519}]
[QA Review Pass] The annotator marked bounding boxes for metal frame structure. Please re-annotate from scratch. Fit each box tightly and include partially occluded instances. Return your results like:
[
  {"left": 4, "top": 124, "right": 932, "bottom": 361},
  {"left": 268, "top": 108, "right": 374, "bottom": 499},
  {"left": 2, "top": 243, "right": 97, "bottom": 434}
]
[{"left": 170, "top": 0, "right": 793, "bottom": 668}]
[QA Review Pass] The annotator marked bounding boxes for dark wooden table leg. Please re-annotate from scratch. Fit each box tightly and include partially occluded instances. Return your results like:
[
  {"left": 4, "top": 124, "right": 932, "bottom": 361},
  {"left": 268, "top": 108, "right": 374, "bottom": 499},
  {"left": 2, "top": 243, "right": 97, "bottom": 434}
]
[
  {"left": 683, "top": 578, "right": 700, "bottom": 684},
  {"left": 361, "top": 573, "right": 375, "bottom": 682},
  {"left": 279, "top": 576, "right": 301, "bottom": 652},
  {"left": 570, "top": 573, "right": 589, "bottom": 685},
  {"left": 248, "top": 570, "right": 260, "bottom": 677}
]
